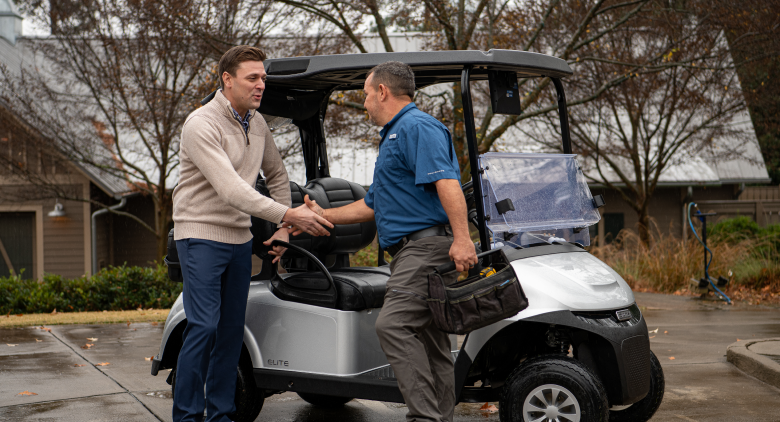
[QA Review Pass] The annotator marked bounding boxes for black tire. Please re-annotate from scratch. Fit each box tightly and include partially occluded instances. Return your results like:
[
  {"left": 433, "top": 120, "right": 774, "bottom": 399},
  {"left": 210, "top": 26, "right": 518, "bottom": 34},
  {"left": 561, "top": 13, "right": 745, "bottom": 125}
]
[
  {"left": 297, "top": 392, "right": 353, "bottom": 408},
  {"left": 170, "top": 357, "right": 264, "bottom": 422},
  {"left": 229, "top": 356, "right": 264, "bottom": 422},
  {"left": 499, "top": 355, "right": 609, "bottom": 422},
  {"left": 609, "top": 350, "right": 665, "bottom": 422}
]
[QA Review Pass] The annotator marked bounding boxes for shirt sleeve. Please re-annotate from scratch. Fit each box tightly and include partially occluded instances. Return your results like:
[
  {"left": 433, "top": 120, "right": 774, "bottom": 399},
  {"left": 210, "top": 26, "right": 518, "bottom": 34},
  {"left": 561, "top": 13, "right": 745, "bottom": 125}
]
[
  {"left": 364, "top": 183, "right": 375, "bottom": 209},
  {"left": 403, "top": 120, "right": 460, "bottom": 186}
]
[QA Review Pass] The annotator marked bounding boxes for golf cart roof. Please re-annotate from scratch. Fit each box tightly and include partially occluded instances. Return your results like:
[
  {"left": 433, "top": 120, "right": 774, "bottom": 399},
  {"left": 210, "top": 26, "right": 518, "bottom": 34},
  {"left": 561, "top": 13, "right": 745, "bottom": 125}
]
[{"left": 264, "top": 50, "right": 573, "bottom": 91}]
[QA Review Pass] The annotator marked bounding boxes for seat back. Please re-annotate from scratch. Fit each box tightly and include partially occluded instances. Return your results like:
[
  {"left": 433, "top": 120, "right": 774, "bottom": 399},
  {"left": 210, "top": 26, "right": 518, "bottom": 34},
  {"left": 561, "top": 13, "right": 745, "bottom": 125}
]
[{"left": 250, "top": 177, "right": 376, "bottom": 274}]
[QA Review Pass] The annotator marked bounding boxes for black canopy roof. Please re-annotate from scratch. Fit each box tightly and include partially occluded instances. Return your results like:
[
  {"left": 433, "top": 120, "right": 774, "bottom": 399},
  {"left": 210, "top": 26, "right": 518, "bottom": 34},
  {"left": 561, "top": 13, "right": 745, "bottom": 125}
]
[
  {"left": 264, "top": 49, "right": 572, "bottom": 91},
  {"left": 257, "top": 49, "right": 572, "bottom": 121}
]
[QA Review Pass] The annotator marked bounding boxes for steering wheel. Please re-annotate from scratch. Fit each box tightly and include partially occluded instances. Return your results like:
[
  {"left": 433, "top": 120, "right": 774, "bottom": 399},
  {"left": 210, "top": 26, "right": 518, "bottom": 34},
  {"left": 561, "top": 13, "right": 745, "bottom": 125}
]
[{"left": 270, "top": 240, "right": 336, "bottom": 299}]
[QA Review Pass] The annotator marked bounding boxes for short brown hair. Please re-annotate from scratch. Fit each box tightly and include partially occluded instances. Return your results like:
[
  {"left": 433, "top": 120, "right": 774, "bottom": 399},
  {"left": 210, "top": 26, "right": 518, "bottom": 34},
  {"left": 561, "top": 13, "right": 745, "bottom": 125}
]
[
  {"left": 368, "top": 61, "right": 415, "bottom": 99},
  {"left": 218, "top": 46, "right": 267, "bottom": 89}
]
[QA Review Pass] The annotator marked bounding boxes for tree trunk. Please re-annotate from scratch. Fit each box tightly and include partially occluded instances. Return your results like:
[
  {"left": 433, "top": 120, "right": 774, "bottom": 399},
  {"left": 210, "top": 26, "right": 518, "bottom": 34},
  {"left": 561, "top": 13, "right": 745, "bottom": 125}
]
[
  {"left": 636, "top": 204, "right": 651, "bottom": 247},
  {"left": 155, "top": 194, "right": 171, "bottom": 264}
]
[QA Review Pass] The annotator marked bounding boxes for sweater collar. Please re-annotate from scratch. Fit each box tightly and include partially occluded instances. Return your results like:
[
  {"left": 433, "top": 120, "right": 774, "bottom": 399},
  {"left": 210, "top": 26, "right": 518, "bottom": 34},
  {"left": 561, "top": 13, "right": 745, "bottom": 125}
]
[{"left": 213, "top": 89, "right": 256, "bottom": 123}]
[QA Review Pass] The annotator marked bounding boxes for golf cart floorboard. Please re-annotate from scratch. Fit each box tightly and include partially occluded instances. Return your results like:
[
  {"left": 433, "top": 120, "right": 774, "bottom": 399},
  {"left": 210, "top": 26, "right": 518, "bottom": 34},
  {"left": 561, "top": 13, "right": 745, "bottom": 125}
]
[{"left": 253, "top": 367, "right": 405, "bottom": 403}]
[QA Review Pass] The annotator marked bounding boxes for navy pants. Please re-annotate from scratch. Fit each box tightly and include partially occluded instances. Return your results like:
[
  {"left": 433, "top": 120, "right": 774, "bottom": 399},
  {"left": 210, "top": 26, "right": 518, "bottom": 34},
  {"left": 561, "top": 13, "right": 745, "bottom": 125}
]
[{"left": 173, "top": 238, "right": 252, "bottom": 422}]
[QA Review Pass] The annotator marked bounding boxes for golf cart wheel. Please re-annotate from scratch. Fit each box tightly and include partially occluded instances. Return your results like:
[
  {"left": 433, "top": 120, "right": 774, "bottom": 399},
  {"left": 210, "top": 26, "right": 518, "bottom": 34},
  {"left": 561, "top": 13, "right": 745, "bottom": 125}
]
[
  {"left": 230, "top": 356, "right": 264, "bottom": 422},
  {"left": 609, "top": 350, "right": 664, "bottom": 422},
  {"left": 499, "top": 355, "right": 609, "bottom": 422},
  {"left": 170, "top": 358, "right": 264, "bottom": 422},
  {"left": 297, "top": 392, "right": 353, "bottom": 408}
]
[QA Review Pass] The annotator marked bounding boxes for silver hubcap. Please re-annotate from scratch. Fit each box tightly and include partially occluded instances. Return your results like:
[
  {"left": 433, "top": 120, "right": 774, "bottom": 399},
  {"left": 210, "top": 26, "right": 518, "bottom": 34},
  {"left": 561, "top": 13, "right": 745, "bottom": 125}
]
[{"left": 522, "top": 384, "right": 581, "bottom": 422}]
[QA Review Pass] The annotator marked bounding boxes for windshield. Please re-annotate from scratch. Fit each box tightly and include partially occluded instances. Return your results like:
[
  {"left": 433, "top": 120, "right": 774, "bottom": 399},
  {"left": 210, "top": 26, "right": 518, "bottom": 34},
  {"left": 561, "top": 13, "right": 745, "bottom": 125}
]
[{"left": 479, "top": 153, "right": 600, "bottom": 247}]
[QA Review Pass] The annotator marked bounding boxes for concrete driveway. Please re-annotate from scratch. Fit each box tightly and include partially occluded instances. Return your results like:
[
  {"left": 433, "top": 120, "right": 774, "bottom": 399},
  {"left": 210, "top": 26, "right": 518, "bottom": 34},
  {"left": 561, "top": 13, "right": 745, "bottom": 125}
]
[{"left": 1, "top": 292, "right": 779, "bottom": 421}]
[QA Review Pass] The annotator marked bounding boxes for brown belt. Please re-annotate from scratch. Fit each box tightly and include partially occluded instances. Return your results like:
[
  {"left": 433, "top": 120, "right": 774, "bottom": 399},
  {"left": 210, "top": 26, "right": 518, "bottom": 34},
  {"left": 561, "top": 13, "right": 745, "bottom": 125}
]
[{"left": 385, "top": 225, "right": 452, "bottom": 258}]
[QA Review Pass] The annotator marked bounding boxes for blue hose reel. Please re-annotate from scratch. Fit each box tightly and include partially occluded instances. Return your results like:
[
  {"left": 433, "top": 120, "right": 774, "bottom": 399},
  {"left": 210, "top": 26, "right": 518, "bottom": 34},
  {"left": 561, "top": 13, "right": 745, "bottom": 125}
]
[{"left": 687, "top": 203, "right": 732, "bottom": 304}]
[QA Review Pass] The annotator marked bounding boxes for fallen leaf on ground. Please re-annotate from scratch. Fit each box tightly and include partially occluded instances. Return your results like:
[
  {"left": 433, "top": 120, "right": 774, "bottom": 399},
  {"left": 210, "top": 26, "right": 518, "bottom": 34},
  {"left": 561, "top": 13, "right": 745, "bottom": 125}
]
[
  {"left": 15, "top": 314, "right": 22, "bottom": 317},
  {"left": 74, "top": 364, "right": 86, "bottom": 367},
  {"left": 649, "top": 336, "right": 656, "bottom": 339},
  {"left": 17, "top": 391, "right": 37, "bottom": 396},
  {"left": 95, "top": 362, "right": 110, "bottom": 366},
  {"left": 144, "top": 356, "right": 153, "bottom": 361},
  {"left": 126, "top": 321, "right": 131, "bottom": 327},
  {"left": 480, "top": 403, "right": 498, "bottom": 413},
  {"left": 648, "top": 328, "right": 659, "bottom": 334},
  {"left": 86, "top": 338, "right": 98, "bottom": 341},
  {"left": 7, "top": 344, "right": 18, "bottom": 347},
  {"left": 664, "top": 331, "right": 668, "bottom": 334},
  {"left": 81, "top": 344, "right": 94, "bottom": 349},
  {"left": 737, "top": 338, "right": 741, "bottom": 341},
  {"left": 150, "top": 321, "right": 158, "bottom": 326},
  {"left": 35, "top": 339, "right": 42, "bottom": 342},
  {"left": 669, "top": 357, "right": 676, "bottom": 360},
  {"left": 50, "top": 309, "right": 57, "bottom": 315}
]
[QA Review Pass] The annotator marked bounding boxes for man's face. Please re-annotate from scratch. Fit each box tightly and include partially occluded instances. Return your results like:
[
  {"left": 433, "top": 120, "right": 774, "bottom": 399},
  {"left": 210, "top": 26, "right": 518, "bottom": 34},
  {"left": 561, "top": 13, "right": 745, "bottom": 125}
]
[
  {"left": 223, "top": 60, "right": 266, "bottom": 114},
  {"left": 363, "top": 74, "right": 382, "bottom": 126}
]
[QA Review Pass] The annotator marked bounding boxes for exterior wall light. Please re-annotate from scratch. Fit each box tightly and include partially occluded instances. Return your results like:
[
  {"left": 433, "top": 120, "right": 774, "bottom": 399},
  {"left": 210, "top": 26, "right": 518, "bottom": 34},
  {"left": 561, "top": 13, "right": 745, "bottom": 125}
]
[{"left": 48, "top": 200, "right": 66, "bottom": 218}]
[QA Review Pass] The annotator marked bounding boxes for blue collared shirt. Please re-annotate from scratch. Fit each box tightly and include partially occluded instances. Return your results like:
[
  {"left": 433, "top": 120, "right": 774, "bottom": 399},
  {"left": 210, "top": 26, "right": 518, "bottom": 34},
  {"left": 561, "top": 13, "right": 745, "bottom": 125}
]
[
  {"left": 232, "top": 108, "right": 251, "bottom": 134},
  {"left": 364, "top": 103, "right": 460, "bottom": 248}
]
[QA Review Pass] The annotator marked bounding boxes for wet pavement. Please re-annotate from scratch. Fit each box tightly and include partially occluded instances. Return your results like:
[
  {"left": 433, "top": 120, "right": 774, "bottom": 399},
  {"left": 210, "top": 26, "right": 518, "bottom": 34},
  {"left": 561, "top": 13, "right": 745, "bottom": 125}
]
[{"left": 0, "top": 292, "right": 778, "bottom": 421}]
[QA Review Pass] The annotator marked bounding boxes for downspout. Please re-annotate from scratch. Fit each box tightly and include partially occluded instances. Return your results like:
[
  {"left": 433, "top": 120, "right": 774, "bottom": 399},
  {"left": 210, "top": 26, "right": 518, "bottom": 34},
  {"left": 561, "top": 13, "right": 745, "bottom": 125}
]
[
  {"left": 91, "top": 197, "right": 127, "bottom": 275},
  {"left": 735, "top": 182, "right": 746, "bottom": 200}
]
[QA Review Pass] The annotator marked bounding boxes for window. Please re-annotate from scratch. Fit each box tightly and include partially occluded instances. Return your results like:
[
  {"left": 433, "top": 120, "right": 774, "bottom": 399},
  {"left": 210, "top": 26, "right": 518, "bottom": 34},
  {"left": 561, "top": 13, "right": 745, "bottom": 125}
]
[
  {"left": 0, "top": 212, "right": 35, "bottom": 279},
  {"left": 603, "top": 213, "right": 624, "bottom": 244}
]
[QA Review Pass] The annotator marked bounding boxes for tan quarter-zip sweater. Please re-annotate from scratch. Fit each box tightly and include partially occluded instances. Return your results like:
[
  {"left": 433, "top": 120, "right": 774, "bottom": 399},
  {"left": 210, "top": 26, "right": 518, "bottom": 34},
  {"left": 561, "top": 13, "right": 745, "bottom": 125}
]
[{"left": 172, "top": 90, "right": 292, "bottom": 244}]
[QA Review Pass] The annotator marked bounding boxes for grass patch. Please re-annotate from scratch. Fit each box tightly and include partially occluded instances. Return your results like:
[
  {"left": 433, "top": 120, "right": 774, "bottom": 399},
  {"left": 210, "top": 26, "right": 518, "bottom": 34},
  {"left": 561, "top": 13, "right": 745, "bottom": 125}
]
[
  {"left": 350, "top": 241, "right": 392, "bottom": 267},
  {"left": 0, "top": 308, "right": 170, "bottom": 328}
]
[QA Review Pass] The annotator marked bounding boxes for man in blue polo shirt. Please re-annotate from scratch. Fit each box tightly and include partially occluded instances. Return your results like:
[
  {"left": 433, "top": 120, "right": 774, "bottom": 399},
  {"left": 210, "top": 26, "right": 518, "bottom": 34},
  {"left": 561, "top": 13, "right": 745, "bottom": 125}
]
[{"left": 294, "top": 61, "right": 478, "bottom": 422}]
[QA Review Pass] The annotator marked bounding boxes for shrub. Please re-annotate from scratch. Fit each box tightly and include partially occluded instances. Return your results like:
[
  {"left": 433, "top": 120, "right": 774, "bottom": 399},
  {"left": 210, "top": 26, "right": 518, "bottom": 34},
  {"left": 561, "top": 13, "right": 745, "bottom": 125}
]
[
  {"left": 709, "top": 216, "right": 761, "bottom": 241},
  {"left": 0, "top": 263, "right": 181, "bottom": 314}
]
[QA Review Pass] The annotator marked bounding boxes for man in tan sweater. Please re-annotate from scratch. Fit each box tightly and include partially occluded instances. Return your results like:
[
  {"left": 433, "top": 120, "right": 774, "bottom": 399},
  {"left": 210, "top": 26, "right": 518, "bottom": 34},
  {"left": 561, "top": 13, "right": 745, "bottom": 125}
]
[{"left": 171, "top": 46, "right": 332, "bottom": 422}]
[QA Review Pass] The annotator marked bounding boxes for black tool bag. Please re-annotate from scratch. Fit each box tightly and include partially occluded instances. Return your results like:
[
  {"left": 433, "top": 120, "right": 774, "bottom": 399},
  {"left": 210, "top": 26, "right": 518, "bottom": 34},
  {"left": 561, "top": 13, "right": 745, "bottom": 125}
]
[{"left": 428, "top": 249, "right": 528, "bottom": 335}]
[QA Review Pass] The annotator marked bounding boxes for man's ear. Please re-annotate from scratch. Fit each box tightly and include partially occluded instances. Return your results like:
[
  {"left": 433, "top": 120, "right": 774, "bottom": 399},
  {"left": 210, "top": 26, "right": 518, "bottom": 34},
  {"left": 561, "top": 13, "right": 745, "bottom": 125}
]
[
  {"left": 378, "top": 83, "right": 390, "bottom": 101},
  {"left": 222, "top": 71, "right": 232, "bottom": 89}
]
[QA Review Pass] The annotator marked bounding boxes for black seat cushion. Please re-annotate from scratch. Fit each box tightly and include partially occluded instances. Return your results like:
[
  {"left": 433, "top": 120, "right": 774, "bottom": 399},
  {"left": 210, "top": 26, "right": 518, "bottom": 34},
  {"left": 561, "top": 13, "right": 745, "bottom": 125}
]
[{"left": 270, "top": 266, "right": 390, "bottom": 311}]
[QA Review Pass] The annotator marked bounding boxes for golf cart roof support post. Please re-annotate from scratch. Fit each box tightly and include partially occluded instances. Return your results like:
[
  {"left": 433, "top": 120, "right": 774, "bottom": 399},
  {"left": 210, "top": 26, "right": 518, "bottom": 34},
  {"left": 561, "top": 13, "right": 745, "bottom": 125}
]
[
  {"left": 317, "top": 116, "right": 330, "bottom": 179},
  {"left": 297, "top": 91, "right": 333, "bottom": 182},
  {"left": 551, "top": 78, "right": 572, "bottom": 154},
  {"left": 460, "top": 66, "right": 490, "bottom": 252}
]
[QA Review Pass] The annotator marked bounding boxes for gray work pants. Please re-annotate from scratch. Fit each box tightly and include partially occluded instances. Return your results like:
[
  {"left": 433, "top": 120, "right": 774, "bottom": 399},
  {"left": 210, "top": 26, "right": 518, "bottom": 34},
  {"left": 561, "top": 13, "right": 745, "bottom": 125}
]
[{"left": 376, "top": 235, "right": 459, "bottom": 422}]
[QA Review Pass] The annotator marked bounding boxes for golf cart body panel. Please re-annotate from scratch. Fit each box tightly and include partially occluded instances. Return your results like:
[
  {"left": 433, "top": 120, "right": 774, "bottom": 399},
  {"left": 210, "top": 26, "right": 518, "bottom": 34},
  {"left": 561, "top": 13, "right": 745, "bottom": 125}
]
[{"left": 153, "top": 49, "right": 661, "bottom": 421}]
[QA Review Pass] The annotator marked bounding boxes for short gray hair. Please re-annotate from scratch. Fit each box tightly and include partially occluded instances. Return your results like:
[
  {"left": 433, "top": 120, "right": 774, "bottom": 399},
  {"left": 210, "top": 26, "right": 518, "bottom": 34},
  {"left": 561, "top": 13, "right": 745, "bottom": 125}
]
[{"left": 367, "top": 61, "right": 415, "bottom": 99}]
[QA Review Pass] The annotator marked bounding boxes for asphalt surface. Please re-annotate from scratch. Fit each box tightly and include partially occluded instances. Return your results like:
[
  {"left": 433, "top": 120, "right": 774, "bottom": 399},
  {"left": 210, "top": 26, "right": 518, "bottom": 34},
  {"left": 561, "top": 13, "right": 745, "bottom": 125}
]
[{"left": 1, "top": 292, "right": 779, "bottom": 421}]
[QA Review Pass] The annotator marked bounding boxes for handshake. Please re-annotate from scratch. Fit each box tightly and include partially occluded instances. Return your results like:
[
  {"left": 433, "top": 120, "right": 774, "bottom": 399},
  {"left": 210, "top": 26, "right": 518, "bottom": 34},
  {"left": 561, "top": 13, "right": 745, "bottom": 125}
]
[
  {"left": 262, "top": 195, "right": 333, "bottom": 263},
  {"left": 281, "top": 195, "right": 332, "bottom": 236}
]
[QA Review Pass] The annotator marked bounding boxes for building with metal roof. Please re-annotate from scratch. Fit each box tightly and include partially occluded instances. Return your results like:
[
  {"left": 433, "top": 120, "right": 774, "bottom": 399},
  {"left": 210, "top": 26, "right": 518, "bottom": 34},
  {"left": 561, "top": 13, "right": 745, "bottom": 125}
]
[{"left": 0, "top": 8, "right": 160, "bottom": 279}]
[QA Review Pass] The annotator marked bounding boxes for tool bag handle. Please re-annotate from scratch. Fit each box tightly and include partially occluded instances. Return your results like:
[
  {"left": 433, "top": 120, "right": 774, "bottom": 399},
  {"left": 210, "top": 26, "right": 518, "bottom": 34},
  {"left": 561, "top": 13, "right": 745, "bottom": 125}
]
[{"left": 435, "top": 248, "right": 503, "bottom": 275}]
